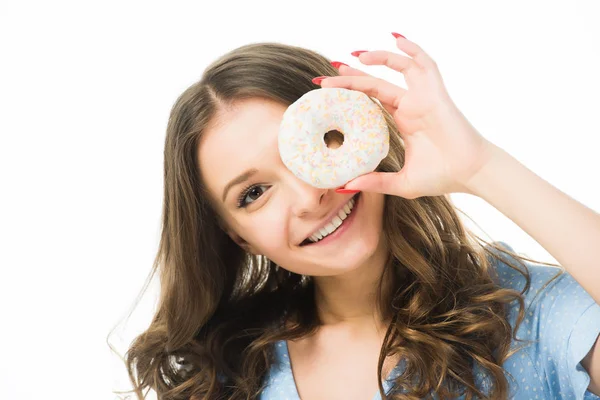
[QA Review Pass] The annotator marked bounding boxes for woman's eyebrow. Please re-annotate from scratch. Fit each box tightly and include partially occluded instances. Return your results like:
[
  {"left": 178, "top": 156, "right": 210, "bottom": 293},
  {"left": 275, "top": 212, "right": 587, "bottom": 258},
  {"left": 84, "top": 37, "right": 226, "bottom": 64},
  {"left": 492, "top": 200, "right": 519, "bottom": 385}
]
[{"left": 222, "top": 168, "right": 258, "bottom": 202}]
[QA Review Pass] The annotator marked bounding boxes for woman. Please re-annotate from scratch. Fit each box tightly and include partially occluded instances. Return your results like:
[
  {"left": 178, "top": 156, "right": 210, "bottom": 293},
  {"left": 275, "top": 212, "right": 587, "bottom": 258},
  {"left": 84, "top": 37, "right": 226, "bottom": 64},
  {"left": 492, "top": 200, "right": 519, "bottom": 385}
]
[{"left": 122, "top": 34, "right": 600, "bottom": 399}]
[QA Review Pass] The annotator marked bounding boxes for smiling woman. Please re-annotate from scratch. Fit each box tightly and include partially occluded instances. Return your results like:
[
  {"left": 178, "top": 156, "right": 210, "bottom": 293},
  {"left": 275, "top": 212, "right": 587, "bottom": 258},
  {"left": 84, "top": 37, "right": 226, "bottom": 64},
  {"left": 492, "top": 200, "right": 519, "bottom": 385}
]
[
  {"left": 119, "top": 39, "right": 600, "bottom": 400},
  {"left": 199, "top": 95, "right": 386, "bottom": 277}
]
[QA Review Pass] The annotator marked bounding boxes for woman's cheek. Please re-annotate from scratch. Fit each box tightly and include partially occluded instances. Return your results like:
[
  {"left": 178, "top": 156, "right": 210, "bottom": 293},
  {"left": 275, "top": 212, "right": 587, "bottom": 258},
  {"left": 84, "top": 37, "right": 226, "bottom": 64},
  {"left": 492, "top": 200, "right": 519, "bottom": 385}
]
[{"left": 254, "top": 212, "right": 289, "bottom": 254}]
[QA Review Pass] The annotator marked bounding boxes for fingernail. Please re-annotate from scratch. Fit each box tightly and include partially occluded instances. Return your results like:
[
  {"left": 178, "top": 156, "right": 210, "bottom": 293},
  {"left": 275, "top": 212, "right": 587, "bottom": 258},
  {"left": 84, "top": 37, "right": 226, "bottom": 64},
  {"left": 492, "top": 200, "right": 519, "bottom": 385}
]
[
  {"left": 351, "top": 50, "right": 368, "bottom": 57},
  {"left": 335, "top": 188, "right": 360, "bottom": 194},
  {"left": 312, "top": 76, "right": 327, "bottom": 85},
  {"left": 330, "top": 61, "right": 348, "bottom": 69},
  {"left": 391, "top": 32, "right": 406, "bottom": 39}
]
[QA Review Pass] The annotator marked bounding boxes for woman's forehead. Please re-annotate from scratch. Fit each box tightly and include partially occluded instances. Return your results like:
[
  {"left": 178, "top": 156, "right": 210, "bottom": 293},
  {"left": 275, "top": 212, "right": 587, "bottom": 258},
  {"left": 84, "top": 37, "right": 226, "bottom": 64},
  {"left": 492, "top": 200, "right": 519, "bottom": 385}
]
[{"left": 198, "top": 98, "right": 287, "bottom": 201}]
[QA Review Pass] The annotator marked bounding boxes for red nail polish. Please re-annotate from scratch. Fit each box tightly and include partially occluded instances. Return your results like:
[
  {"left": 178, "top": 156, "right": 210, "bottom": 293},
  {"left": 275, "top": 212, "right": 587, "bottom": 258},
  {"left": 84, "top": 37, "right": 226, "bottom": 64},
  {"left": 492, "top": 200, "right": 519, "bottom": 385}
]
[
  {"left": 335, "top": 189, "right": 360, "bottom": 194},
  {"left": 351, "top": 50, "right": 368, "bottom": 57},
  {"left": 312, "top": 76, "right": 327, "bottom": 85},
  {"left": 391, "top": 32, "right": 406, "bottom": 39},
  {"left": 330, "top": 61, "right": 348, "bottom": 69}
]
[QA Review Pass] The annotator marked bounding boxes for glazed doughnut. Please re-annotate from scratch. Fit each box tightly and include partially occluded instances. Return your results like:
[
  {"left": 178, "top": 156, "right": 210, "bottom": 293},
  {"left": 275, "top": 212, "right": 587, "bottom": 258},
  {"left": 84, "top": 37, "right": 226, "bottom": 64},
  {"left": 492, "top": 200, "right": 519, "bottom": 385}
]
[{"left": 278, "top": 87, "right": 389, "bottom": 189}]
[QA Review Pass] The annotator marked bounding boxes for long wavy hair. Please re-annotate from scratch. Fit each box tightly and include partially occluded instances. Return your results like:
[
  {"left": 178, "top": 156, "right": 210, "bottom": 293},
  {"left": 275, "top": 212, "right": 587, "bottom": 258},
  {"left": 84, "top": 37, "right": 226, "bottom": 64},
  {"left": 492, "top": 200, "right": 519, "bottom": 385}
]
[{"left": 113, "top": 42, "right": 564, "bottom": 399}]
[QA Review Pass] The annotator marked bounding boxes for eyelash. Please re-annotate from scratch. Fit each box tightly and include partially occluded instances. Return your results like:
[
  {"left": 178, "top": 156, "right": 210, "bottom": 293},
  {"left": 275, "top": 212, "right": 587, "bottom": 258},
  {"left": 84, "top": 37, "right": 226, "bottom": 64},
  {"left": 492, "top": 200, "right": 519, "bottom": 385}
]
[{"left": 236, "top": 184, "right": 267, "bottom": 208}]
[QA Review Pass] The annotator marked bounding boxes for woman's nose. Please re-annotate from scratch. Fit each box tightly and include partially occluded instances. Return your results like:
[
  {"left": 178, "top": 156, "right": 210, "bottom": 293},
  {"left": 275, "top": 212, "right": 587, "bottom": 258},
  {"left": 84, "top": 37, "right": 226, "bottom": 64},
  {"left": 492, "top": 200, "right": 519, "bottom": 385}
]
[{"left": 288, "top": 178, "right": 328, "bottom": 217}]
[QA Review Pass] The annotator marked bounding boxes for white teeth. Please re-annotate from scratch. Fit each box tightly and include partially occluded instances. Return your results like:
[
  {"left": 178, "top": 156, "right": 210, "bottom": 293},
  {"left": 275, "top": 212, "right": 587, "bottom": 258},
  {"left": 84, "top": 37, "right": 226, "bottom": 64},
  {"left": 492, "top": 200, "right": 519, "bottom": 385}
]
[
  {"left": 332, "top": 216, "right": 343, "bottom": 228},
  {"left": 324, "top": 223, "right": 335, "bottom": 234},
  {"left": 306, "top": 196, "right": 357, "bottom": 243}
]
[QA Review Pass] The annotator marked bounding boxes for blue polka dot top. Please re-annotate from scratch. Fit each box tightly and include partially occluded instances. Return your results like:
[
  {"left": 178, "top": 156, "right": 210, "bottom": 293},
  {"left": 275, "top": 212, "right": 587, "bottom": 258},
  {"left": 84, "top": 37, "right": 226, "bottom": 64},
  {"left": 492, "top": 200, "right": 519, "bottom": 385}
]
[{"left": 259, "top": 242, "right": 600, "bottom": 399}]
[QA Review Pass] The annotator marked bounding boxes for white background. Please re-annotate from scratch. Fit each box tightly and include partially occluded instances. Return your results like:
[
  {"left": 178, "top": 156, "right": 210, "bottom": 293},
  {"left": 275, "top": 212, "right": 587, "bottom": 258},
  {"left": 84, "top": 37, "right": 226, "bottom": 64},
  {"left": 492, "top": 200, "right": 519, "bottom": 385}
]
[{"left": 1, "top": 1, "right": 599, "bottom": 399}]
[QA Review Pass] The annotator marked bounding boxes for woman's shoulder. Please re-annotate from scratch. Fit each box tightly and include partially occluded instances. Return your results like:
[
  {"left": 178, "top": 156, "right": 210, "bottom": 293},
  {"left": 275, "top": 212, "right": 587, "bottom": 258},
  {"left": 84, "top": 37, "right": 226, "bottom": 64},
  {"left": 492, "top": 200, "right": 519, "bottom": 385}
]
[
  {"left": 486, "top": 241, "right": 565, "bottom": 299},
  {"left": 484, "top": 240, "right": 597, "bottom": 327},
  {"left": 486, "top": 241, "right": 600, "bottom": 399}
]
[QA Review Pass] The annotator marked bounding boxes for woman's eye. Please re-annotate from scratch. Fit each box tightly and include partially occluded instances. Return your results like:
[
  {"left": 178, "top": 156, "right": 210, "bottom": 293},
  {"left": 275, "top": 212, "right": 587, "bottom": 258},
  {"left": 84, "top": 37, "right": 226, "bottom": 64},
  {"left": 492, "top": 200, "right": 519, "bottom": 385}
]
[{"left": 237, "top": 184, "right": 268, "bottom": 208}]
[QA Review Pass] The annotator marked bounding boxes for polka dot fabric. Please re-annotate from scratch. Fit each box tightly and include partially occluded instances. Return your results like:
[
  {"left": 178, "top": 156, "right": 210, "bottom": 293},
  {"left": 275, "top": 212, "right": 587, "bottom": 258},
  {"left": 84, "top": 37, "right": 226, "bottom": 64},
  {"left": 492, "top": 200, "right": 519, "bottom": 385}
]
[{"left": 259, "top": 242, "right": 600, "bottom": 399}]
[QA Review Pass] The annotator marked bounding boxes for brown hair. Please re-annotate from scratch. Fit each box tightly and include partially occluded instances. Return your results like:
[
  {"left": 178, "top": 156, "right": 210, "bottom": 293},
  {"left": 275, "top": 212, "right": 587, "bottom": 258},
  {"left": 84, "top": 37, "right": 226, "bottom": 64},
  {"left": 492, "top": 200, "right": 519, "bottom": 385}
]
[{"left": 110, "top": 42, "right": 564, "bottom": 399}]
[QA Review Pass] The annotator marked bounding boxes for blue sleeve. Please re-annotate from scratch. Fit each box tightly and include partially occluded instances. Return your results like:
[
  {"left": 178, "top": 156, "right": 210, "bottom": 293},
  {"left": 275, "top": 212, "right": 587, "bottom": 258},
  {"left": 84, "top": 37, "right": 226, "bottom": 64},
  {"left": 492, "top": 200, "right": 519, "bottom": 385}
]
[
  {"left": 491, "top": 242, "right": 600, "bottom": 399},
  {"left": 533, "top": 267, "right": 600, "bottom": 399}
]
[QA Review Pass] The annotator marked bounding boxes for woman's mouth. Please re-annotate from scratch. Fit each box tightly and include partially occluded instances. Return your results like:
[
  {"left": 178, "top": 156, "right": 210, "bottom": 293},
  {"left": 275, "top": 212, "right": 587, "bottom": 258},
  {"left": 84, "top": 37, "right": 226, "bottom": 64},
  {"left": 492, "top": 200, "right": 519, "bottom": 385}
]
[{"left": 299, "top": 192, "right": 360, "bottom": 247}]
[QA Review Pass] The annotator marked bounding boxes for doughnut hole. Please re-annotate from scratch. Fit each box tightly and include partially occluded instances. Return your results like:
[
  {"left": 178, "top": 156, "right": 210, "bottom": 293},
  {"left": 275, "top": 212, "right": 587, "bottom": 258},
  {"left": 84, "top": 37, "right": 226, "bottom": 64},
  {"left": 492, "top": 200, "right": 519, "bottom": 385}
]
[{"left": 323, "top": 130, "right": 344, "bottom": 149}]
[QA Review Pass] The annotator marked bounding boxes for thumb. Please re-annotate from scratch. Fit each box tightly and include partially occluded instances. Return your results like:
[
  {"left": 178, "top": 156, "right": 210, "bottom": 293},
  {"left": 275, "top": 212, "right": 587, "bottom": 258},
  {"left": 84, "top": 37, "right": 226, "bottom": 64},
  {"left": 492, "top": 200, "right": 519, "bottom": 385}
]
[{"left": 343, "top": 171, "right": 411, "bottom": 197}]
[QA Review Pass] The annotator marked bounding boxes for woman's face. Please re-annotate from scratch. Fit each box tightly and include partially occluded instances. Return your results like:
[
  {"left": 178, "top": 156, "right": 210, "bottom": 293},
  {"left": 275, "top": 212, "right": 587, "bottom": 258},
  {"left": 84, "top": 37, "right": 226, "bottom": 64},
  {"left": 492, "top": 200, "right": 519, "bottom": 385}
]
[{"left": 198, "top": 97, "right": 387, "bottom": 276}]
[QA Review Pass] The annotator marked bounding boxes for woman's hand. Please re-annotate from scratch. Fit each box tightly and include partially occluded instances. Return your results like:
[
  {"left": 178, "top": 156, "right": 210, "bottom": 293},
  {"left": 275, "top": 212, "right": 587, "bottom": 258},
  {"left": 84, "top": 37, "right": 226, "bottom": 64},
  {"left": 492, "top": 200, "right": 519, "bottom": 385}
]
[{"left": 315, "top": 33, "right": 499, "bottom": 199}]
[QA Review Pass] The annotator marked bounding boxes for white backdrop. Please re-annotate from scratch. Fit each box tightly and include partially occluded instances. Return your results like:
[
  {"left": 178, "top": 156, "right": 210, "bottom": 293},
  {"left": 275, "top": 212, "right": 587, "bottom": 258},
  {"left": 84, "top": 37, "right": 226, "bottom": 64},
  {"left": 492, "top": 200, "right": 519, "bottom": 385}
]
[{"left": 1, "top": 1, "right": 599, "bottom": 399}]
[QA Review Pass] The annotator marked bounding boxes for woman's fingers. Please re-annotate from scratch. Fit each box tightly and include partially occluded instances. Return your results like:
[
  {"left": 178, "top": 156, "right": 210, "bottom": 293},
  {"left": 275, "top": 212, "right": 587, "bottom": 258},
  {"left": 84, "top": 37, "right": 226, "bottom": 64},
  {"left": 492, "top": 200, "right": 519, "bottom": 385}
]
[
  {"left": 319, "top": 74, "right": 406, "bottom": 110},
  {"left": 352, "top": 37, "right": 440, "bottom": 90},
  {"left": 343, "top": 171, "right": 411, "bottom": 198},
  {"left": 332, "top": 63, "right": 399, "bottom": 115},
  {"left": 354, "top": 50, "right": 417, "bottom": 75},
  {"left": 334, "top": 63, "right": 369, "bottom": 77},
  {"left": 353, "top": 49, "right": 440, "bottom": 91},
  {"left": 390, "top": 35, "right": 437, "bottom": 71}
]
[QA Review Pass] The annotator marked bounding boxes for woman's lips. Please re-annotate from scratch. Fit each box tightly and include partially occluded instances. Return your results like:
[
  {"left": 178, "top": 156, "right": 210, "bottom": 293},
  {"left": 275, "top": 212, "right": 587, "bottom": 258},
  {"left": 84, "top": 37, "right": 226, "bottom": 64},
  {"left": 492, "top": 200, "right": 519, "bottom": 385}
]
[{"left": 300, "top": 192, "right": 360, "bottom": 247}]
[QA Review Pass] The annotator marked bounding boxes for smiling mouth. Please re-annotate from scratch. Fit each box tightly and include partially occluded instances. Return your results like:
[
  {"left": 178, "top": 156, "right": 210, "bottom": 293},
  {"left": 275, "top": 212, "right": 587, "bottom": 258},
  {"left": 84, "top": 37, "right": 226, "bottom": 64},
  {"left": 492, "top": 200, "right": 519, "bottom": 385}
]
[{"left": 299, "top": 192, "right": 360, "bottom": 246}]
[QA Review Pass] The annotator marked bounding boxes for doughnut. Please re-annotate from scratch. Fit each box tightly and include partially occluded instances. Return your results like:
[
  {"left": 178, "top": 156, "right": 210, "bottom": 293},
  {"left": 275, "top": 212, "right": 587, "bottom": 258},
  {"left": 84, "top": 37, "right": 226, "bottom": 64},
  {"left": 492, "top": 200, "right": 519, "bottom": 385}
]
[{"left": 278, "top": 87, "right": 389, "bottom": 189}]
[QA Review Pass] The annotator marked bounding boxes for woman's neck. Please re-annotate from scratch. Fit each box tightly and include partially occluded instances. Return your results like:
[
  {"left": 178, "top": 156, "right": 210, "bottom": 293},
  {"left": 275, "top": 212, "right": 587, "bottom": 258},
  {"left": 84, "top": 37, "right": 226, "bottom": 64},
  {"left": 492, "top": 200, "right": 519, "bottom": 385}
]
[{"left": 312, "top": 236, "right": 391, "bottom": 332}]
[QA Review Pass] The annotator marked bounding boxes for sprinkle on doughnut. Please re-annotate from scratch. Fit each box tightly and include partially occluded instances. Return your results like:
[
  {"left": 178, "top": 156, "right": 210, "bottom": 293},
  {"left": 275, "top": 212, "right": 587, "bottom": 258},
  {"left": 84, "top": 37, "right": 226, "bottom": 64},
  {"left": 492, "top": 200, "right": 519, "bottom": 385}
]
[{"left": 278, "top": 88, "right": 390, "bottom": 188}]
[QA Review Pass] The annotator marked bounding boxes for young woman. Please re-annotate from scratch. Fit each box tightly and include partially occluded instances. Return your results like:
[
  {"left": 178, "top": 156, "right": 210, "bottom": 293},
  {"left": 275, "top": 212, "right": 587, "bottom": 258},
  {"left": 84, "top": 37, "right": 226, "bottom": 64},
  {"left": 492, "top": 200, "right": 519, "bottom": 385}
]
[{"left": 123, "top": 34, "right": 600, "bottom": 399}]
